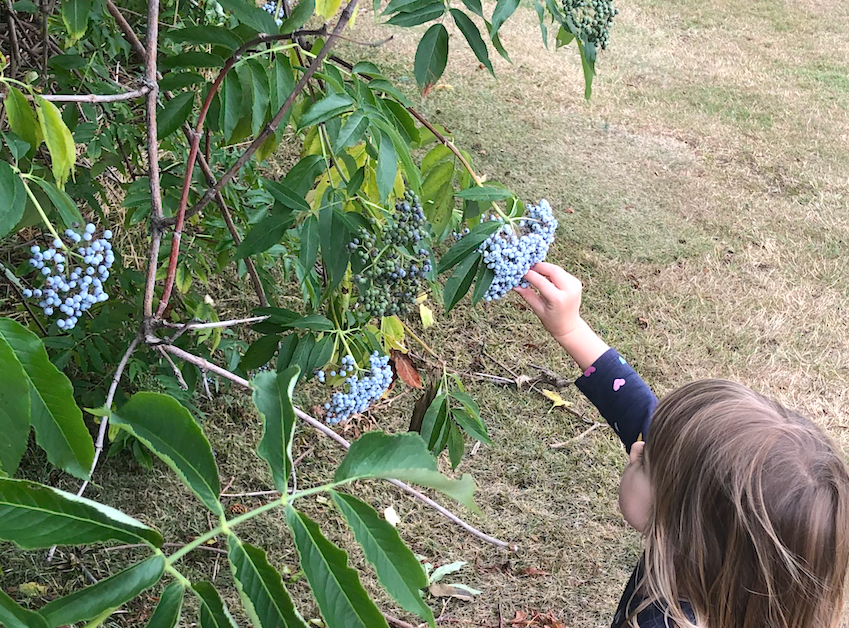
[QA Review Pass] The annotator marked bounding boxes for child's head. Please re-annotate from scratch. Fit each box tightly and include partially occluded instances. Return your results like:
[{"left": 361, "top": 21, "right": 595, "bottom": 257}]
[{"left": 634, "top": 379, "right": 849, "bottom": 628}]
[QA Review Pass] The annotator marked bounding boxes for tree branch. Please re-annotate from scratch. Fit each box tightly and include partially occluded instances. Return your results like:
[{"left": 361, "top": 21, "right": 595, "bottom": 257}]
[{"left": 0, "top": 87, "right": 151, "bottom": 103}]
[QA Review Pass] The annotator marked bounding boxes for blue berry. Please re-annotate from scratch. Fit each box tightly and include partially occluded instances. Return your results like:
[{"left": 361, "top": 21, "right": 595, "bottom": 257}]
[{"left": 324, "top": 352, "right": 392, "bottom": 424}]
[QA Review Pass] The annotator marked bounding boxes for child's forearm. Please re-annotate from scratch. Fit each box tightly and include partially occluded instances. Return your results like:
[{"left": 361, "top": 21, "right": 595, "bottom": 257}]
[{"left": 553, "top": 319, "right": 610, "bottom": 372}]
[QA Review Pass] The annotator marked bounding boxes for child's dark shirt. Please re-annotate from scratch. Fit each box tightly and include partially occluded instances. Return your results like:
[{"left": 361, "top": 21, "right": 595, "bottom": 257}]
[{"left": 574, "top": 348, "right": 694, "bottom": 628}]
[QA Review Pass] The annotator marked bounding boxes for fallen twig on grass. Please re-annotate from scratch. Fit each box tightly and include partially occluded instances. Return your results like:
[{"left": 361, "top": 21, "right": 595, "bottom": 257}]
[{"left": 549, "top": 422, "right": 603, "bottom": 448}]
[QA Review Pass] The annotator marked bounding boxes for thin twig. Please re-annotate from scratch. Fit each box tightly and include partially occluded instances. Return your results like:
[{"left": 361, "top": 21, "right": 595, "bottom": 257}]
[
  {"left": 162, "top": 315, "right": 270, "bottom": 331},
  {"left": 106, "top": 0, "right": 145, "bottom": 59},
  {"left": 159, "top": 346, "right": 515, "bottom": 550},
  {"left": 158, "top": 345, "right": 188, "bottom": 390},
  {"left": 220, "top": 489, "right": 281, "bottom": 498},
  {"left": 385, "top": 614, "right": 418, "bottom": 628},
  {"left": 5, "top": 0, "right": 20, "bottom": 76},
  {"left": 0, "top": 87, "right": 151, "bottom": 103},
  {"left": 549, "top": 422, "right": 603, "bottom": 448},
  {"left": 1, "top": 266, "right": 47, "bottom": 334}
]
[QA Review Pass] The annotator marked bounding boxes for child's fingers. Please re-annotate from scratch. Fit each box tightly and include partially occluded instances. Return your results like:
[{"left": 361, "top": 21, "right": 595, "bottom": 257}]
[
  {"left": 513, "top": 285, "right": 544, "bottom": 313},
  {"left": 529, "top": 262, "right": 577, "bottom": 291},
  {"left": 523, "top": 269, "right": 562, "bottom": 303}
]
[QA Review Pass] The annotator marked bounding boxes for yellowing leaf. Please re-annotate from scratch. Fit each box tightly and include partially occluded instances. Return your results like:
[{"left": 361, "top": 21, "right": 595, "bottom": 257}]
[
  {"left": 541, "top": 388, "right": 571, "bottom": 412},
  {"left": 419, "top": 302, "right": 434, "bottom": 329},
  {"left": 316, "top": 0, "right": 343, "bottom": 19},
  {"left": 380, "top": 315, "right": 407, "bottom": 354},
  {"left": 35, "top": 97, "right": 75, "bottom": 188},
  {"left": 19, "top": 582, "right": 48, "bottom": 597},
  {"left": 4, "top": 87, "right": 42, "bottom": 151}
]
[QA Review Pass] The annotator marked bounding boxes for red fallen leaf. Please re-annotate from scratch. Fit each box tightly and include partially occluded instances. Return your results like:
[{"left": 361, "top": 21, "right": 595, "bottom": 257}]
[
  {"left": 391, "top": 350, "right": 423, "bottom": 388},
  {"left": 518, "top": 566, "right": 549, "bottom": 577},
  {"left": 565, "top": 207, "right": 574, "bottom": 214}
]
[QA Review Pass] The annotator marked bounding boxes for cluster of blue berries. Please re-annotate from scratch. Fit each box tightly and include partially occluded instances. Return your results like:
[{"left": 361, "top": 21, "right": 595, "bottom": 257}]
[
  {"left": 261, "top": 1, "right": 285, "bottom": 25},
  {"left": 562, "top": 0, "right": 618, "bottom": 50},
  {"left": 476, "top": 199, "right": 558, "bottom": 301},
  {"left": 22, "top": 223, "right": 115, "bottom": 331},
  {"left": 350, "top": 190, "right": 432, "bottom": 318},
  {"left": 318, "top": 352, "right": 393, "bottom": 425}
]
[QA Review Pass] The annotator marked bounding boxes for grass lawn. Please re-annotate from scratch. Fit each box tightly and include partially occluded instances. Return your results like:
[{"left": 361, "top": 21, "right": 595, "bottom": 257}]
[{"left": 3, "top": 0, "right": 849, "bottom": 625}]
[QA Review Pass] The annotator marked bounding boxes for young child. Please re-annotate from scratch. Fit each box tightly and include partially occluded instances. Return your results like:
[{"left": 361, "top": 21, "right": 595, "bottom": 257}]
[{"left": 514, "top": 262, "right": 849, "bottom": 628}]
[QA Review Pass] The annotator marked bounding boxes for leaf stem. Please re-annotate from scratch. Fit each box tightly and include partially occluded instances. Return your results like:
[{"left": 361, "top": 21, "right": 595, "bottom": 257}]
[
  {"left": 398, "top": 318, "right": 440, "bottom": 360},
  {"left": 19, "top": 176, "right": 62, "bottom": 243}
]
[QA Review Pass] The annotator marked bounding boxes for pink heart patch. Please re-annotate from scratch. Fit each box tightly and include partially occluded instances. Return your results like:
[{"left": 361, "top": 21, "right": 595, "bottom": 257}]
[
  {"left": 613, "top": 378, "right": 626, "bottom": 392},
  {"left": 583, "top": 366, "right": 596, "bottom": 377}
]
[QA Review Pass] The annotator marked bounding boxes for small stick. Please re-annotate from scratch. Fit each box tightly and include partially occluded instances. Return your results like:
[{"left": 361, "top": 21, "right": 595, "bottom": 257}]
[
  {"left": 158, "top": 345, "right": 188, "bottom": 390},
  {"left": 385, "top": 614, "right": 418, "bottom": 628},
  {"left": 549, "top": 423, "right": 603, "bottom": 448},
  {"left": 220, "top": 489, "right": 281, "bottom": 498},
  {"left": 163, "top": 315, "right": 270, "bottom": 331},
  {"left": 0, "top": 87, "right": 151, "bottom": 103}
]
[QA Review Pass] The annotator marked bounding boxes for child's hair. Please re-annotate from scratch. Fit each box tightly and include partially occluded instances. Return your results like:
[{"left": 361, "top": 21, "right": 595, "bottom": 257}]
[{"left": 634, "top": 379, "right": 849, "bottom": 628}]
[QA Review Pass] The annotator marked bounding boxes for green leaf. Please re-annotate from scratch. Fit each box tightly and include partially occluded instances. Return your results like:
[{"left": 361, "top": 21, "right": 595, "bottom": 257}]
[
  {"left": 447, "top": 421, "right": 464, "bottom": 470},
  {"left": 235, "top": 211, "right": 295, "bottom": 259},
  {"left": 455, "top": 185, "right": 511, "bottom": 201},
  {"left": 333, "top": 111, "right": 369, "bottom": 153},
  {"left": 158, "top": 91, "right": 195, "bottom": 139},
  {"left": 39, "top": 555, "right": 165, "bottom": 627},
  {"left": 334, "top": 432, "right": 477, "bottom": 510},
  {"left": 35, "top": 97, "right": 75, "bottom": 188},
  {"left": 284, "top": 155, "right": 327, "bottom": 196},
  {"left": 227, "top": 536, "right": 310, "bottom": 628},
  {"left": 159, "top": 72, "right": 205, "bottom": 93},
  {"left": 193, "top": 582, "right": 238, "bottom": 628},
  {"left": 0, "top": 334, "right": 30, "bottom": 477},
  {"left": 307, "top": 335, "right": 334, "bottom": 375},
  {"left": 443, "top": 252, "right": 480, "bottom": 312},
  {"left": 370, "top": 118, "right": 422, "bottom": 195},
  {"left": 299, "top": 214, "right": 320, "bottom": 272},
  {"left": 286, "top": 505, "right": 390, "bottom": 628},
  {"left": 485, "top": 19, "right": 511, "bottom": 61},
  {"left": 4, "top": 87, "right": 41, "bottom": 152},
  {"left": 110, "top": 392, "right": 223, "bottom": 516},
  {"left": 386, "top": 3, "right": 445, "bottom": 26},
  {"left": 60, "top": 0, "right": 92, "bottom": 42},
  {"left": 0, "top": 318, "right": 93, "bottom": 480},
  {"left": 31, "top": 177, "right": 83, "bottom": 229},
  {"left": 217, "top": 0, "right": 280, "bottom": 33},
  {"left": 450, "top": 10, "right": 494, "bottom": 75},
  {"left": 489, "top": 0, "right": 519, "bottom": 37},
  {"left": 281, "top": 0, "right": 315, "bottom": 33},
  {"left": 436, "top": 220, "right": 500, "bottom": 273},
  {"left": 270, "top": 54, "right": 296, "bottom": 136},
  {"left": 262, "top": 179, "right": 311, "bottom": 212},
  {"left": 380, "top": 99, "right": 420, "bottom": 145},
  {"left": 330, "top": 491, "right": 435, "bottom": 626},
  {"left": 0, "top": 161, "right": 27, "bottom": 240},
  {"left": 555, "top": 25, "right": 574, "bottom": 47},
  {"left": 451, "top": 407, "right": 491, "bottom": 444},
  {"left": 221, "top": 73, "right": 243, "bottom": 142},
  {"left": 144, "top": 582, "right": 184, "bottom": 628},
  {"left": 460, "top": 0, "right": 483, "bottom": 17},
  {"left": 164, "top": 26, "right": 243, "bottom": 49},
  {"left": 241, "top": 335, "right": 280, "bottom": 371},
  {"left": 533, "top": 0, "right": 548, "bottom": 48},
  {"left": 161, "top": 51, "right": 225, "bottom": 70},
  {"left": 0, "top": 478, "right": 162, "bottom": 548},
  {"left": 11, "top": 1, "right": 38, "bottom": 13},
  {"left": 470, "top": 261, "right": 495, "bottom": 305},
  {"left": 578, "top": 39, "right": 596, "bottom": 99},
  {"left": 318, "top": 202, "right": 352, "bottom": 292},
  {"left": 0, "top": 589, "right": 49, "bottom": 628},
  {"left": 298, "top": 92, "right": 355, "bottom": 130},
  {"left": 414, "top": 24, "right": 449, "bottom": 92},
  {"left": 421, "top": 160, "right": 453, "bottom": 204},
  {"left": 248, "top": 59, "right": 271, "bottom": 136},
  {"left": 420, "top": 393, "right": 447, "bottom": 450},
  {"left": 252, "top": 367, "right": 300, "bottom": 494},
  {"left": 375, "top": 131, "right": 398, "bottom": 202}
]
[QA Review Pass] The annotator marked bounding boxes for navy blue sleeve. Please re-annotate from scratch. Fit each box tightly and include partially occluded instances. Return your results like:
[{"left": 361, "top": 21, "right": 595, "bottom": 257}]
[{"left": 574, "top": 348, "right": 657, "bottom": 452}]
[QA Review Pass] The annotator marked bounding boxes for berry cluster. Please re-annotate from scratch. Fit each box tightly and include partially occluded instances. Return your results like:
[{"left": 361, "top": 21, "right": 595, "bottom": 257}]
[
  {"left": 562, "top": 0, "right": 618, "bottom": 50},
  {"left": 261, "top": 1, "right": 284, "bottom": 25},
  {"left": 477, "top": 199, "right": 557, "bottom": 301},
  {"left": 22, "top": 223, "right": 115, "bottom": 331},
  {"left": 319, "top": 352, "right": 392, "bottom": 425},
  {"left": 350, "top": 190, "right": 432, "bottom": 318}
]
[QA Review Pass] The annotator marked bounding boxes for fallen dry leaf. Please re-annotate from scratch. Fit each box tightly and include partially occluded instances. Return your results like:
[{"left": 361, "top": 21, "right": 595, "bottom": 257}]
[
  {"left": 428, "top": 583, "right": 478, "bottom": 601},
  {"left": 518, "top": 566, "right": 549, "bottom": 577},
  {"left": 541, "top": 389, "right": 571, "bottom": 411},
  {"left": 391, "top": 350, "right": 423, "bottom": 389}
]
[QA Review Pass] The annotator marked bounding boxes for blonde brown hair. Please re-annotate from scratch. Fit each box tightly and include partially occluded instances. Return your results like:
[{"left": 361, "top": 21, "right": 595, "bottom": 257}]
[{"left": 634, "top": 379, "right": 849, "bottom": 628}]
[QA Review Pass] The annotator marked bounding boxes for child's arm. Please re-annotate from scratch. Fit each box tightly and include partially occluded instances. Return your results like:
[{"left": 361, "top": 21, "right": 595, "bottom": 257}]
[{"left": 515, "top": 262, "right": 656, "bottom": 451}]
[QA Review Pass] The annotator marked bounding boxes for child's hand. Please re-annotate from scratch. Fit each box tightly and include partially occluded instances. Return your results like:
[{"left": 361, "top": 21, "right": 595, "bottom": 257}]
[
  {"left": 514, "top": 262, "right": 584, "bottom": 342},
  {"left": 515, "top": 262, "right": 609, "bottom": 370}
]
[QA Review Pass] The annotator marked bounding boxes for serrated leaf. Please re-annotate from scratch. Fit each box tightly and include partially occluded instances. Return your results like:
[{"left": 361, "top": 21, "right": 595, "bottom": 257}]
[
  {"left": 443, "top": 253, "right": 480, "bottom": 312},
  {"left": 39, "top": 555, "right": 164, "bottom": 627},
  {"left": 485, "top": 18, "right": 511, "bottom": 61},
  {"left": 436, "top": 221, "right": 499, "bottom": 273},
  {"left": 164, "top": 26, "right": 243, "bottom": 49},
  {"left": 0, "top": 318, "right": 93, "bottom": 480},
  {"left": 298, "top": 214, "right": 320, "bottom": 272},
  {"left": 447, "top": 422, "right": 464, "bottom": 470},
  {"left": 298, "top": 92, "right": 355, "bottom": 130},
  {"left": 0, "top": 588, "right": 49, "bottom": 628},
  {"left": 0, "top": 478, "right": 162, "bottom": 548},
  {"left": 218, "top": 0, "right": 280, "bottom": 33},
  {"left": 60, "top": 0, "right": 92, "bottom": 42},
  {"left": 193, "top": 582, "right": 238, "bottom": 628},
  {"left": 470, "top": 261, "right": 494, "bottom": 305},
  {"left": 286, "top": 505, "right": 390, "bottom": 628},
  {"left": 334, "top": 432, "right": 477, "bottom": 510},
  {"left": 262, "top": 179, "right": 311, "bottom": 212},
  {"left": 110, "top": 392, "right": 223, "bottom": 516},
  {"left": 4, "top": 87, "right": 41, "bottom": 152},
  {"left": 241, "top": 335, "right": 280, "bottom": 372},
  {"left": 281, "top": 0, "right": 315, "bottom": 33},
  {"left": 386, "top": 2, "right": 444, "bottom": 26},
  {"left": 421, "top": 161, "right": 454, "bottom": 204},
  {"left": 533, "top": 0, "right": 548, "bottom": 48},
  {"left": 144, "top": 582, "right": 184, "bottom": 628},
  {"left": 420, "top": 393, "right": 448, "bottom": 453},
  {"left": 330, "top": 491, "right": 435, "bottom": 626},
  {"left": 450, "top": 407, "right": 491, "bottom": 444},
  {"left": 160, "top": 72, "right": 206, "bottom": 93},
  {"left": 414, "top": 24, "right": 449, "bottom": 92},
  {"left": 31, "top": 177, "right": 83, "bottom": 229},
  {"left": 370, "top": 118, "right": 422, "bottom": 194},
  {"left": 578, "top": 38, "right": 596, "bottom": 99},
  {"left": 489, "top": 0, "right": 519, "bottom": 37},
  {"left": 0, "top": 161, "right": 27, "bottom": 240},
  {"left": 221, "top": 74, "right": 242, "bottom": 142},
  {"left": 235, "top": 211, "right": 296, "bottom": 258},
  {"left": 460, "top": 0, "right": 483, "bottom": 16},
  {"left": 158, "top": 91, "right": 195, "bottom": 139},
  {"left": 0, "top": 334, "right": 29, "bottom": 477},
  {"left": 252, "top": 367, "right": 300, "bottom": 494},
  {"left": 450, "top": 9, "right": 494, "bottom": 75},
  {"left": 375, "top": 131, "right": 398, "bottom": 202},
  {"left": 227, "top": 536, "right": 310, "bottom": 628},
  {"left": 248, "top": 59, "right": 271, "bottom": 136},
  {"left": 35, "top": 97, "right": 75, "bottom": 188},
  {"left": 333, "top": 111, "right": 369, "bottom": 152}
]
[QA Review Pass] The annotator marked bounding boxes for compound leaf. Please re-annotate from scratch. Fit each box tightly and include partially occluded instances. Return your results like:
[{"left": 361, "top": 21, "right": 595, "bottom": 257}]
[
  {"left": 110, "top": 392, "right": 223, "bottom": 516},
  {"left": 375, "top": 131, "right": 398, "bottom": 202}
]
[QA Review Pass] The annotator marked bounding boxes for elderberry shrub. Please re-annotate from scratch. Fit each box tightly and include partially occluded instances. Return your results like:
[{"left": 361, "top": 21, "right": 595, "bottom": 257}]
[
  {"left": 261, "top": 1, "right": 285, "bottom": 25},
  {"left": 478, "top": 199, "right": 557, "bottom": 301},
  {"left": 562, "top": 0, "right": 618, "bottom": 50},
  {"left": 350, "top": 190, "right": 432, "bottom": 318},
  {"left": 22, "top": 223, "right": 115, "bottom": 331},
  {"left": 317, "top": 352, "right": 392, "bottom": 425}
]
